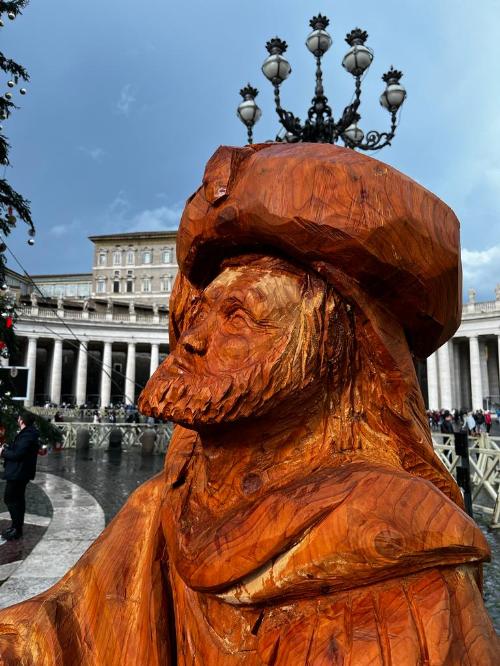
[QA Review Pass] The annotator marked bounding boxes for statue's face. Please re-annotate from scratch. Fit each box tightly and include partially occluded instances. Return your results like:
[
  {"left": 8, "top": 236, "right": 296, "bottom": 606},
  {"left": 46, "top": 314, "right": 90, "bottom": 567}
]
[{"left": 147, "top": 263, "right": 323, "bottom": 427}]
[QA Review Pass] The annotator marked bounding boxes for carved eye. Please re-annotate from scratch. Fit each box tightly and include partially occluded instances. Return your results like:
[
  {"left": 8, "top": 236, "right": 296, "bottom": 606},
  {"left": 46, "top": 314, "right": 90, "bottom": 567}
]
[{"left": 225, "top": 305, "right": 248, "bottom": 327}]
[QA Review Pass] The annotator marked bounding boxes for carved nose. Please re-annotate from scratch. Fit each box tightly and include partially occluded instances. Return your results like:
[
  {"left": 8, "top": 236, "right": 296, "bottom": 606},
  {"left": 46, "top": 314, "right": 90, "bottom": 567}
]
[{"left": 182, "top": 330, "right": 207, "bottom": 356}]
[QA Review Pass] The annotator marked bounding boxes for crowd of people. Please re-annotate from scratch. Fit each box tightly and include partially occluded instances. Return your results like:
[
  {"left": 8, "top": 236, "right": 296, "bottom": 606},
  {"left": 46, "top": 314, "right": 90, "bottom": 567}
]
[{"left": 426, "top": 408, "right": 496, "bottom": 435}]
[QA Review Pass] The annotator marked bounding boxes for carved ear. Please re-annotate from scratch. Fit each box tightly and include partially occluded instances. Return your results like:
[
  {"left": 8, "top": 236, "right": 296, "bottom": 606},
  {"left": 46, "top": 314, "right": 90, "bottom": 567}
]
[{"left": 202, "top": 145, "right": 258, "bottom": 205}]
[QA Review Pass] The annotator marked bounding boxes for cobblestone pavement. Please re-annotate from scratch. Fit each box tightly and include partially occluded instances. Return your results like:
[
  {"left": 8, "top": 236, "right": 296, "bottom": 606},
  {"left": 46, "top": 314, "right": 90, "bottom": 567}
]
[{"left": 0, "top": 449, "right": 498, "bottom": 632}]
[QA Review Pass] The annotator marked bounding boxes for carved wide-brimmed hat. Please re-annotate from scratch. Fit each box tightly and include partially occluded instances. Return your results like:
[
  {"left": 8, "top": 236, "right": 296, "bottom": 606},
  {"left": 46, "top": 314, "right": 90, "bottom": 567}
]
[{"left": 177, "top": 143, "right": 461, "bottom": 358}]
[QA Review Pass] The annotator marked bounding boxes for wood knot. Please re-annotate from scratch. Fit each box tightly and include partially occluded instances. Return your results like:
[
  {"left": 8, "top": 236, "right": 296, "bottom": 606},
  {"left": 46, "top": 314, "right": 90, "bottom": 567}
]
[
  {"left": 216, "top": 205, "right": 238, "bottom": 230},
  {"left": 374, "top": 529, "right": 404, "bottom": 559},
  {"left": 241, "top": 473, "right": 262, "bottom": 495}
]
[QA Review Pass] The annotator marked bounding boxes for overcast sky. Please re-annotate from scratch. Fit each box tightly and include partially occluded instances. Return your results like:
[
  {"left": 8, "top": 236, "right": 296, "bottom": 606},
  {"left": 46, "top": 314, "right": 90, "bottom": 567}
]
[{"left": 2, "top": 0, "right": 500, "bottom": 301}]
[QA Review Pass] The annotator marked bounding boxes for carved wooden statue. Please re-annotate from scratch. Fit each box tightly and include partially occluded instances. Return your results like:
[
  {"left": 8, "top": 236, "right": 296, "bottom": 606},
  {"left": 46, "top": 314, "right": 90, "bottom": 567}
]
[{"left": 0, "top": 144, "right": 498, "bottom": 665}]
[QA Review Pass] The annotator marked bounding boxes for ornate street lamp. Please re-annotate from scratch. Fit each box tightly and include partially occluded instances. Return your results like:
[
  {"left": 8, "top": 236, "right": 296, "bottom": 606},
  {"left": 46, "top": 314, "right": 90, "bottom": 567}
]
[{"left": 237, "top": 14, "right": 406, "bottom": 150}]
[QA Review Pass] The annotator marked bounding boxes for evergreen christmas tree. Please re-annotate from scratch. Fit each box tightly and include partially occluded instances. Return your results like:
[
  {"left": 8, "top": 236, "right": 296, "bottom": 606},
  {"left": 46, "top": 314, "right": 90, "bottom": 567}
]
[
  {"left": 0, "top": 2, "right": 61, "bottom": 448},
  {"left": 0, "top": 0, "right": 31, "bottom": 439},
  {"left": 0, "top": 0, "right": 34, "bottom": 254},
  {"left": 0, "top": 285, "right": 19, "bottom": 442}
]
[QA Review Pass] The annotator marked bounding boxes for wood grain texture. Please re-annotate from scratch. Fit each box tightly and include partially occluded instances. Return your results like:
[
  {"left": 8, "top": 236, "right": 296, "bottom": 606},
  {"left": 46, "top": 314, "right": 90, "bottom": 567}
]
[{"left": 0, "top": 144, "right": 498, "bottom": 664}]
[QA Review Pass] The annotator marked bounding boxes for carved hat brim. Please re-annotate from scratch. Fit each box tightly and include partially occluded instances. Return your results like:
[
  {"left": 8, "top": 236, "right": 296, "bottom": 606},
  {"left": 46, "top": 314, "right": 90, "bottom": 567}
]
[{"left": 177, "top": 143, "right": 461, "bottom": 358}]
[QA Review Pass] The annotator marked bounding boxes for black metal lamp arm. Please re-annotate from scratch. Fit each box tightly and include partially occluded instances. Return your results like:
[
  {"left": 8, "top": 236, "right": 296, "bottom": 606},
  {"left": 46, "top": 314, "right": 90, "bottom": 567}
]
[
  {"left": 343, "top": 109, "right": 398, "bottom": 151},
  {"left": 273, "top": 84, "right": 303, "bottom": 135}
]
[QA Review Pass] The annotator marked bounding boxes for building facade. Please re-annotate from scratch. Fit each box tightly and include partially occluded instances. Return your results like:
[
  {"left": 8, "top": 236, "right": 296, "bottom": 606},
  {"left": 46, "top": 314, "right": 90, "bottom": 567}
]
[
  {"left": 426, "top": 288, "right": 500, "bottom": 411},
  {"left": 4, "top": 231, "right": 175, "bottom": 408},
  {"left": 4, "top": 231, "right": 500, "bottom": 411},
  {"left": 89, "top": 231, "right": 178, "bottom": 306}
]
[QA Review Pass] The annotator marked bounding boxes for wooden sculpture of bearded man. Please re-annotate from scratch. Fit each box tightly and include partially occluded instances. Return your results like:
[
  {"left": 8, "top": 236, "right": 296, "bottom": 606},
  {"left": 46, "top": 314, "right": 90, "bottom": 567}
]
[{"left": 0, "top": 144, "right": 498, "bottom": 665}]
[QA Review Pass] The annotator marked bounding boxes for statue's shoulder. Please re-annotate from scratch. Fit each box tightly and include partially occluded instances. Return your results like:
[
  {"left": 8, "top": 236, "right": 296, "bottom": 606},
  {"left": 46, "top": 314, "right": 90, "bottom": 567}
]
[{"left": 214, "top": 462, "right": 489, "bottom": 605}]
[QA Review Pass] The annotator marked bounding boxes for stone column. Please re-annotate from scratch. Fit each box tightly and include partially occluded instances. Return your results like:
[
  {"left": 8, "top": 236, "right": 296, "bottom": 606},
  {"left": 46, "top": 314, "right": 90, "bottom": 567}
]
[
  {"left": 498, "top": 335, "right": 500, "bottom": 391},
  {"left": 75, "top": 341, "right": 88, "bottom": 406},
  {"left": 50, "top": 338, "right": 63, "bottom": 405},
  {"left": 479, "top": 339, "right": 490, "bottom": 402},
  {"left": 125, "top": 342, "right": 136, "bottom": 405},
  {"left": 453, "top": 342, "right": 462, "bottom": 409},
  {"left": 437, "top": 342, "right": 453, "bottom": 410},
  {"left": 426, "top": 352, "right": 439, "bottom": 410},
  {"left": 150, "top": 343, "right": 159, "bottom": 377},
  {"left": 469, "top": 336, "right": 483, "bottom": 410},
  {"left": 24, "top": 336, "right": 37, "bottom": 407},
  {"left": 100, "top": 341, "right": 113, "bottom": 408}
]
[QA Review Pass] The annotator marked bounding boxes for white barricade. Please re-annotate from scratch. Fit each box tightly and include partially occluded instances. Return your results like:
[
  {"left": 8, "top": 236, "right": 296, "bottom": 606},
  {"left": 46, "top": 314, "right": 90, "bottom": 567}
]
[
  {"left": 432, "top": 433, "right": 500, "bottom": 529},
  {"left": 48, "top": 422, "right": 174, "bottom": 454}
]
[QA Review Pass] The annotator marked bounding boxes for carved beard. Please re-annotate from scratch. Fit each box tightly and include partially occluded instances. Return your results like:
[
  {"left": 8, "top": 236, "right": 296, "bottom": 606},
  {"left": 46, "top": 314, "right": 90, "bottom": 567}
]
[{"left": 140, "top": 341, "right": 320, "bottom": 429}]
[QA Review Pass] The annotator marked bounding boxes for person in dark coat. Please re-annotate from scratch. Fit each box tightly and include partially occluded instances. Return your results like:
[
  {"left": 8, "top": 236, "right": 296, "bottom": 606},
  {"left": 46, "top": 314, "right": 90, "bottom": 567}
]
[
  {"left": 440, "top": 410, "right": 455, "bottom": 435},
  {"left": 0, "top": 411, "right": 40, "bottom": 541}
]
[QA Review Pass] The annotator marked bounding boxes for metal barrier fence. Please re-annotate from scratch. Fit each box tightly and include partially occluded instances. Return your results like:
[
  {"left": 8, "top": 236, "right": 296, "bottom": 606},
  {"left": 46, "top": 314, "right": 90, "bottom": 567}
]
[
  {"left": 51, "top": 422, "right": 174, "bottom": 454},
  {"left": 432, "top": 432, "right": 500, "bottom": 529}
]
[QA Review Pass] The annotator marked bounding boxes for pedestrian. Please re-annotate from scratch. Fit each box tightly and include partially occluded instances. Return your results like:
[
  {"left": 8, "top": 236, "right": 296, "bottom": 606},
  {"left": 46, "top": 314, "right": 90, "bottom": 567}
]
[
  {"left": 466, "top": 412, "right": 476, "bottom": 436},
  {"left": 92, "top": 411, "right": 101, "bottom": 424},
  {"left": 485, "top": 410, "right": 492, "bottom": 434},
  {"left": 475, "top": 409, "right": 486, "bottom": 434},
  {"left": 440, "top": 411, "right": 454, "bottom": 435},
  {"left": 0, "top": 412, "right": 40, "bottom": 541}
]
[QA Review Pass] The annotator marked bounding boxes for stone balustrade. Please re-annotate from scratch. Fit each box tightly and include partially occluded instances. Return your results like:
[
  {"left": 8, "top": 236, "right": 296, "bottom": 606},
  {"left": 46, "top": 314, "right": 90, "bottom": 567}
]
[{"left": 18, "top": 305, "right": 168, "bottom": 325}]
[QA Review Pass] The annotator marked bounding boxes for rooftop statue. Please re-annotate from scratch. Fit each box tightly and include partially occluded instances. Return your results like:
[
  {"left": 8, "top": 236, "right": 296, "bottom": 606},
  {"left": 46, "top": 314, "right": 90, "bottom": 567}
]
[{"left": 0, "top": 144, "right": 498, "bottom": 664}]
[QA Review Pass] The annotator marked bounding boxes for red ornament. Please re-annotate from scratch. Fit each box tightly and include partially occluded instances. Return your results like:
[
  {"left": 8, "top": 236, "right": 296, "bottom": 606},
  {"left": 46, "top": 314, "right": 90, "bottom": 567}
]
[
  {"left": 6, "top": 317, "right": 12, "bottom": 328},
  {"left": 0, "top": 341, "right": 5, "bottom": 350}
]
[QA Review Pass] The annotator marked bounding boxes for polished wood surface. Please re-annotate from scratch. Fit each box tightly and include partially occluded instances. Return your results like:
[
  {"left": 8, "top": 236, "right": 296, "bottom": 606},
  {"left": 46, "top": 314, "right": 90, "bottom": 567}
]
[{"left": 0, "top": 144, "right": 498, "bottom": 664}]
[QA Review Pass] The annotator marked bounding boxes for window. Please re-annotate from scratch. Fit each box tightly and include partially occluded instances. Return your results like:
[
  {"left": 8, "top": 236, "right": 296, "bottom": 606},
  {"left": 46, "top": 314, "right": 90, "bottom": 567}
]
[
  {"left": 162, "top": 248, "right": 173, "bottom": 264},
  {"left": 142, "top": 277, "right": 152, "bottom": 293},
  {"left": 97, "top": 279, "right": 106, "bottom": 294},
  {"left": 112, "top": 250, "right": 122, "bottom": 266},
  {"left": 126, "top": 250, "right": 135, "bottom": 265},
  {"left": 78, "top": 284, "right": 91, "bottom": 297},
  {"left": 66, "top": 285, "right": 77, "bottom": 298},
  {"left": 142, "top": 250, "right": 152, "bottom": 264},
  {"left": 98, "top": 251, "right": 107, "bottom": 266},
  {"left": 113, "top": 270, "right": 120, "bottom": 293},
  {"left": 160, "top": 275, "right": 173, "bottom": 293},
  {"left": 126, "top": 270, "right": 134, "bottom": 293},
  {"left": 41, "top": 285, "right": 54, "bottom": 297}
]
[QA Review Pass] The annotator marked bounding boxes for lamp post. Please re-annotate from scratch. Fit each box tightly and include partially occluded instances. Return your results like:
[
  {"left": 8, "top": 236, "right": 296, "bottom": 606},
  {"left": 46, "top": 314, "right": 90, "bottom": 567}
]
[{"left": 237, "top": 14, "right": 406, "bottom": 150}]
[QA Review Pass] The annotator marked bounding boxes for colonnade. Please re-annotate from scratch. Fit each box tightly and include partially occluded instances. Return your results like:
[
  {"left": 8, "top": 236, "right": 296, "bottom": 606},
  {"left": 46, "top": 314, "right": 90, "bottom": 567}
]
[
  {"left": 21, "top": 336, "right": 163, "bottom": 407},
  {"left": 426, "top": 335, "right": 500, "bottom": 410}
]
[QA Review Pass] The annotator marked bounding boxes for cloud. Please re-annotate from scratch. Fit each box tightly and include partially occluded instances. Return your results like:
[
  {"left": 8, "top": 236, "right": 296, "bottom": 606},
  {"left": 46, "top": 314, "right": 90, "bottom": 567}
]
[
  {"left": 99, "top": 192, "right": 183, "bottom": 234},
  {"left": 107, "top": 191, "right": 131, "bottom": 217},
  {"left": 49, "top": 220, "right": 81, "bottom": 237},
  {"left": 116, "top": 84, "right": 136, "bottom": 115},
  {"left": 78, "top": 146, "right": 106, "bottom": 161},
  {"left": 461, "top": 244, "right": 500, "bottom": 300},
  {"left": 127, "top": 204, "right": 183, "bottom": 231}
]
